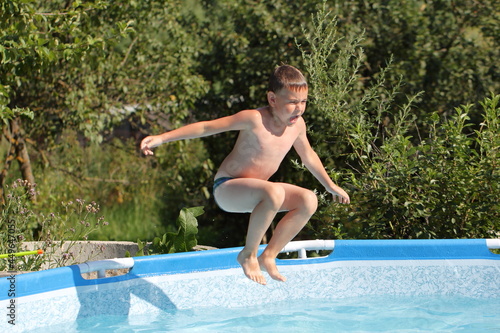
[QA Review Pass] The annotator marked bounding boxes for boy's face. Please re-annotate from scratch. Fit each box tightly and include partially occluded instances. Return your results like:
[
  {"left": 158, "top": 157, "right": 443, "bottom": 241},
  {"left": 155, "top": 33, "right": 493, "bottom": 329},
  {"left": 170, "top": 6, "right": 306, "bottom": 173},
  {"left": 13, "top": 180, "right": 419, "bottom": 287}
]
[{"left": 267, "top": 87, "right": 308, "bottom": 127}]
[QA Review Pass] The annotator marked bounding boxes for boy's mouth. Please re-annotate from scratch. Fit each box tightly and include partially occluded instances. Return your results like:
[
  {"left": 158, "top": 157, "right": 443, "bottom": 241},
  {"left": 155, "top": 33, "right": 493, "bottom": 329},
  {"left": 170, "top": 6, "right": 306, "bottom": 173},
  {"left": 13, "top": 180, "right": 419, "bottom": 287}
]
[{"left": 289, "top": 115, "right": 300, "bottom": 124}]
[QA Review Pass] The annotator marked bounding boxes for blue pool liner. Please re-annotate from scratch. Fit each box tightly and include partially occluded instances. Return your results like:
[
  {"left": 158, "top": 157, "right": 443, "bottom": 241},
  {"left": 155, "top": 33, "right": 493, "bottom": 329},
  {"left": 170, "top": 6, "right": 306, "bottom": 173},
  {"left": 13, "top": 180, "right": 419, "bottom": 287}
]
[
  {"left": 1, "top": 239, "right": 498, "bottom": 301},
  {"left": 0, "top": 239, "right": 499, "bottom": 331}
]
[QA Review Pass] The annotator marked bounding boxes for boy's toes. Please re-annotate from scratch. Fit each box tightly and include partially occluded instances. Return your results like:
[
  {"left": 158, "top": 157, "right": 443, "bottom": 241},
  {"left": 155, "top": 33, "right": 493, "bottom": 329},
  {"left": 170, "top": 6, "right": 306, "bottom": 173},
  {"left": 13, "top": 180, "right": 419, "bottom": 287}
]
[
  {"left": 238, "top": 250, "right": 267, "bottom": 285},
  {"left": 258, "top": 256, "right": 286, "bottom": 282},
  {"left": 249, "top": 273, "right": 267, "bottom": 285},
  {"left": 270, "top": 271, "right": 287, "bottom": 282}
]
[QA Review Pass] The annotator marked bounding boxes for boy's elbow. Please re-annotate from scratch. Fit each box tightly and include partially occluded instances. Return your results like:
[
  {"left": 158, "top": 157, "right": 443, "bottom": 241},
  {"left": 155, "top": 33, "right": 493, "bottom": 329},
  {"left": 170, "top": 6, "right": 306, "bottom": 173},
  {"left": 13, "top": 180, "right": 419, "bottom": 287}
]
[
  {"left": 200, "top": 122, "right": 215, "bottom": 136},
  {"left": 301, "top": 157, "right": 315, "bottom": 170},
  {"left": 302, "top": 151, "right": 321, "bottom": 166}
]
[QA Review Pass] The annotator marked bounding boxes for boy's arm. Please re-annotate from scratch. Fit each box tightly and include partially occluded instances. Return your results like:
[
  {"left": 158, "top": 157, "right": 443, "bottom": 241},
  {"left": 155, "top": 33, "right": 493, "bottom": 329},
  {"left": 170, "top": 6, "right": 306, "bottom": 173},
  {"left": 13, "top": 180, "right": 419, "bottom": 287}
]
[
  {"left": 293, "top": 124, "right": 350, "bottom": 204},
  {"left": 141, "top": 110, "right": 257, "bottom": 155}
]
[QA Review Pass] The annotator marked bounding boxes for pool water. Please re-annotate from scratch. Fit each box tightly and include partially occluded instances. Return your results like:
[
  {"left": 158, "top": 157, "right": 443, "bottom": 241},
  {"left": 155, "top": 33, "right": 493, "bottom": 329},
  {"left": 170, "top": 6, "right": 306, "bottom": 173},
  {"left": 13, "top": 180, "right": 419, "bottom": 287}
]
[{"left": 29, "top": 295, "right": 500, "bottom": 332}]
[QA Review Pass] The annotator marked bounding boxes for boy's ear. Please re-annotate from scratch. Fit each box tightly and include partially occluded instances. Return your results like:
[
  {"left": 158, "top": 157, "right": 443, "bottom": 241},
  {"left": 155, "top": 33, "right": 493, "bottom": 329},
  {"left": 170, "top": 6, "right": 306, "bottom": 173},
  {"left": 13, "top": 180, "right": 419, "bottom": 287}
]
[{"left": 267, "top": 91, "right": 276, "bottom": 106}]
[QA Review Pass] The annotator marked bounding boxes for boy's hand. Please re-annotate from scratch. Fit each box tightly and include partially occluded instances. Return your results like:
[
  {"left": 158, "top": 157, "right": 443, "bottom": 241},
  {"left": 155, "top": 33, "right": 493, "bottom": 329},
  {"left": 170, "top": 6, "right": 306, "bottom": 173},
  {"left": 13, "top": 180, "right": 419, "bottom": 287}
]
[
  {"left": 140, "top": 136, "right": 160, "bottom": 156},
  {"left": 330, "top": 187, "right": 350, "bottom": 204}
]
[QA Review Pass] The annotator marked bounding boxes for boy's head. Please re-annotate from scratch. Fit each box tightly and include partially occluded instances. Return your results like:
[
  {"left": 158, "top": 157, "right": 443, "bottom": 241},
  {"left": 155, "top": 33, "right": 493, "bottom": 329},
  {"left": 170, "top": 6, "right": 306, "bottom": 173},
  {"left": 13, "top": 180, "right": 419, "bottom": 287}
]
[
  {"left": 267, "top": 65, "right": 308, "bottom": 126},
  {"left": 268, "top": 65, "right": 308, "bottom": 93}
]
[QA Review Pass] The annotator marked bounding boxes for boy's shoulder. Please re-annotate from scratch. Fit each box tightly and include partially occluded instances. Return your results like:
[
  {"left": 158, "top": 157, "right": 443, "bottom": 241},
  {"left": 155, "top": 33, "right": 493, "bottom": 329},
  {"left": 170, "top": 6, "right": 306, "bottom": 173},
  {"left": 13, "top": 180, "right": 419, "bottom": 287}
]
[
  {"left": 237, "top": 108, "right": 265, "bottom": 118},
  {"left": 233, "top": 108, "right": 266, "bottom": 126}
]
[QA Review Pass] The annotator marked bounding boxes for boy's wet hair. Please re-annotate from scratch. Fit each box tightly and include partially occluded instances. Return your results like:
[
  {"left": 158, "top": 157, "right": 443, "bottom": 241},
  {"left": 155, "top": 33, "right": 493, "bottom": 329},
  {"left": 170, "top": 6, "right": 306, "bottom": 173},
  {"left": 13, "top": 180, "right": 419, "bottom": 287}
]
[{"left": 268, "top": 65, "right": 308, "bottom": 93}]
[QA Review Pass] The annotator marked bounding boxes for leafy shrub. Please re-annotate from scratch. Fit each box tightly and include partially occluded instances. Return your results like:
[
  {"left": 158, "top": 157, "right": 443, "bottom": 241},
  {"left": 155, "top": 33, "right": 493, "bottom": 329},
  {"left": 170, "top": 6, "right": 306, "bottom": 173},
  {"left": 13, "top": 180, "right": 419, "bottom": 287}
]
[
  {"left": 300, "top": 5, "right": 499, "bottom": 239},
  {"left": 336, "top": 96, "right": 499, "bottom": 239}
]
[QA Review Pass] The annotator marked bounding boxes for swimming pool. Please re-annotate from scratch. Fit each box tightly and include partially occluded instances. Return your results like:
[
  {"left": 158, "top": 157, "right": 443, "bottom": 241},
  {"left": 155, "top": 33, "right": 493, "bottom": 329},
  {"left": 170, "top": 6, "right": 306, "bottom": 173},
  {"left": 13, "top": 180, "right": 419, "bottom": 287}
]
[{"left": 1, "top": 239, "right": 499, "bottom": 331}]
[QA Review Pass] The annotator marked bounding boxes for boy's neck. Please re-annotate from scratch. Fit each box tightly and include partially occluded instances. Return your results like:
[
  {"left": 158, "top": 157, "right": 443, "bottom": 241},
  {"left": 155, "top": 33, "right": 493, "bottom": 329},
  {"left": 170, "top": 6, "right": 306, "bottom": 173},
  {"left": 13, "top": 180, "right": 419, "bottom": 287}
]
[{"left": 264, "top": 106, "right": 288, "bottom": 135}]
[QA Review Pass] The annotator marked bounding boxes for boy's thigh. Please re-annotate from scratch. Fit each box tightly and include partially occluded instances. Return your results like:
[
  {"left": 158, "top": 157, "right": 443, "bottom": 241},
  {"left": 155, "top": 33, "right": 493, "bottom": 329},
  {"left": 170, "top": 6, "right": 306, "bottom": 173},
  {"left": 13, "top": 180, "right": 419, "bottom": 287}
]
[
  {"left": 213, "top": 178, "right": 284, "bottom": 213},
  {"left": 213, "top": 179, "right": 314, "bottom": 213},
  {"left": 275, "top": 182, "right": 318, "bottom": 212}
]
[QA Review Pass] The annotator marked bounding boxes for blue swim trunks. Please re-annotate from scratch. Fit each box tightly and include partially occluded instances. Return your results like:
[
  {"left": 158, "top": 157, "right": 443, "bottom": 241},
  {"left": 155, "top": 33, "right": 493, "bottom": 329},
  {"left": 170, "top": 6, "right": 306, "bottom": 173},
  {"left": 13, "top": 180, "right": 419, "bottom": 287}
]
[{"left": 213, "top": 177, "right": 234, "bottom": 192}]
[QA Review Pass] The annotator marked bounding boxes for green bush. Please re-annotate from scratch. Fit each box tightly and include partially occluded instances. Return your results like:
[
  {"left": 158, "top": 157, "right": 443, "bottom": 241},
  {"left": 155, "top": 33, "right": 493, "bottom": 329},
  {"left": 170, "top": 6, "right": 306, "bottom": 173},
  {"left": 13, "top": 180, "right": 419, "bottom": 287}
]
[
  {"left": 338, "top": 96, "right": 499, "bottom": 239},
  {"left": 300, "top": 6, "right": 499, "bottom": 240}
]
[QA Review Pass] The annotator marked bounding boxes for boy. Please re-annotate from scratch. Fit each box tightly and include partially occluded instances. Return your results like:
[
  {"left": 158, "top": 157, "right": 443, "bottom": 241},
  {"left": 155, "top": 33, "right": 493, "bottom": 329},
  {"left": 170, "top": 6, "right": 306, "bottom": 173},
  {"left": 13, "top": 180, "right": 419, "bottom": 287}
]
[{"left": 141, "top": 65, "right": 350, "bottom": 285}]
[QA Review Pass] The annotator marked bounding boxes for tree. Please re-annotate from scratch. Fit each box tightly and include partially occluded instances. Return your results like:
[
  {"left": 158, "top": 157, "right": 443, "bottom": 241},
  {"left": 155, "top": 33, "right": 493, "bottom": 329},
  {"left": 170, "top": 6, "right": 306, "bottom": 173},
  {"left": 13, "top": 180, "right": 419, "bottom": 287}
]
[
  {"left": 0, "top": 0, "right": 208, "bottom": 201},
  {"left": 332, "top": 0, "right": 499, "bottom": 122},
  {"left": 1, "top": 0, "right": 213, "bottom": 241},
  {"left": 0, "top": 0, "right": 129, "bottom": 198}
]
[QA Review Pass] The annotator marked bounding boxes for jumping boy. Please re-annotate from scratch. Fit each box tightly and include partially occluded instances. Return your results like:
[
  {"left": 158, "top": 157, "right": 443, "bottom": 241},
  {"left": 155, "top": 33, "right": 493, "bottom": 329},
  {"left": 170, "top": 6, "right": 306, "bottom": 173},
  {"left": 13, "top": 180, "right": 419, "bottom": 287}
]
[{"left": 141, "top": 65, "right": 350, "bottom": 285}]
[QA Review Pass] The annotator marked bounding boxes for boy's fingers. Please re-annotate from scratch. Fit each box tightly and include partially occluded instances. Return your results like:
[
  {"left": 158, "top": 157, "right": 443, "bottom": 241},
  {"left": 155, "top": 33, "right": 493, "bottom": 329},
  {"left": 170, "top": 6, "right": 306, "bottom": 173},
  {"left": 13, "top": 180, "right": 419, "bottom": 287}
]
[
  {"left": 140, "top": 144, "right": 154, "bottom": 155},
  {"left": 332, "top": 193, "right": 350, "bottom": 204}
]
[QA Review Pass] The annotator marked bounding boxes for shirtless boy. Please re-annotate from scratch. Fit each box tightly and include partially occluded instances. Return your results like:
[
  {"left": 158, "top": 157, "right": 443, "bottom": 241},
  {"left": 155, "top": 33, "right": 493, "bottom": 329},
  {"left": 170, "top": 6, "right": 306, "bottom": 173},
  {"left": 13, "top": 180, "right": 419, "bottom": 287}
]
[{"left": 141, "top": 65, "right": 350, "bottom": 285}]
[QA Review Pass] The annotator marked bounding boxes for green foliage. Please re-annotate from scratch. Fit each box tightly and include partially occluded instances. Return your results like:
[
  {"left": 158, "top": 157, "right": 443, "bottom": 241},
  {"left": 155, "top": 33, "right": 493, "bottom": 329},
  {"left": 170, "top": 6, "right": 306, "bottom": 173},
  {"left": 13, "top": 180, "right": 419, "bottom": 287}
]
[
  {"left": 1, "top": 0, "right": 123, "bottom": 140},
  {"left": 1, "top": 0, "right": 207, "bottom": 145},
  {"left": 331, "top": 0, "right": 499, "bottom": 121},
  {"left": 136, "top": 206, "right": 204, "bottom": 255},
  {"left": 300, "top": 5, "right": 499, "bottom": 240},
  {"left": 32, "top": 132, "right": 174, "bottom": 242},
  {"left": 0, "top": 84, "right": 33, "bottom": 125},
  {"left": 339, "top": 96, "right": 499, "bottom": 239},
  {"left": 1, "top": 180, "right": 39, "bottom": 237},
  {"left": 1, "top": 1, "right": 498, "bottom": 248}
]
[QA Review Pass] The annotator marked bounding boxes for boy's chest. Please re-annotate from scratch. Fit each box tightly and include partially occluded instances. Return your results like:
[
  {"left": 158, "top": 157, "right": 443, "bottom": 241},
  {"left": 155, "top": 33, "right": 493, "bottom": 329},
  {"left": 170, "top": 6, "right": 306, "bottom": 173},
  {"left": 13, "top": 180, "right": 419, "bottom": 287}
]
[
  {"left": 263, "top": 130, "right": 296, "bottom": 150},
  {"left": 241, "top": 125, "right": 299, "bottom": 157}
]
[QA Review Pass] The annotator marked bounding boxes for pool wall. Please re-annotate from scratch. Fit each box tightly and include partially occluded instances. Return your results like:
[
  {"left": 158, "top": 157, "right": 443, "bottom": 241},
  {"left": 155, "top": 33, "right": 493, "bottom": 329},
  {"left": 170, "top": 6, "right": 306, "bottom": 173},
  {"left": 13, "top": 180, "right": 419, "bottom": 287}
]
[{"left": 1, "top": 239, "right": 499, "bottom": 331}]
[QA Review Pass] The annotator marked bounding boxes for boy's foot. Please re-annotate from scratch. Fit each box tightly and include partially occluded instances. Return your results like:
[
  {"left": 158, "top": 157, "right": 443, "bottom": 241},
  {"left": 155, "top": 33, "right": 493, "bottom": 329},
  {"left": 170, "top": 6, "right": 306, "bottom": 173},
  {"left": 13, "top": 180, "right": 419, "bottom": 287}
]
[
  {"left": 237, "top": 250, "right": 267, "bottom": 285},
  {"left": 258, "top": 254, "right": 286, "bottom": 282}
]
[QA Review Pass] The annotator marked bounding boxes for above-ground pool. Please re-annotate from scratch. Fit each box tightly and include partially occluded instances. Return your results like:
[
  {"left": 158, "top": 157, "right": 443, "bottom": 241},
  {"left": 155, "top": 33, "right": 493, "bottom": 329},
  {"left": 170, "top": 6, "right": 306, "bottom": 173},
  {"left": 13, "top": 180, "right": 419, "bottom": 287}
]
[{"left": 1, "top": 239, "right": 499, "bottom": 332}]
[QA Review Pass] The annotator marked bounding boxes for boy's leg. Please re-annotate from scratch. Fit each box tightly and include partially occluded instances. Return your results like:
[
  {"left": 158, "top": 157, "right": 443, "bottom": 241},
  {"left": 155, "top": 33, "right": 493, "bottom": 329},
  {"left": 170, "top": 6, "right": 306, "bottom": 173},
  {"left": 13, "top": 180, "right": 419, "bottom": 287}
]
[
  {"left": 258, "top": 182, "right": 318, "bottom": 280},
  {"left": 214, "top": 180, "right": 317, "bottom": 284},
  {"left": 214, "top": 178, "right": 285, "bottom": 285}
]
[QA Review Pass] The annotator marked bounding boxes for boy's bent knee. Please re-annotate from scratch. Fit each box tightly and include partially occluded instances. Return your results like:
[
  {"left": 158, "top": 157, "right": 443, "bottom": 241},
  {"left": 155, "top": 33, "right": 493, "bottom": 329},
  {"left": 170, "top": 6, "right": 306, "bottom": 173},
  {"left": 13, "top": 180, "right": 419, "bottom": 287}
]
[
  {"left": 263, "top": 184, "right": 286, "bottom": 210},
  {"left": 301, "top": 190, "right": 318, "bottom": 215}
]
